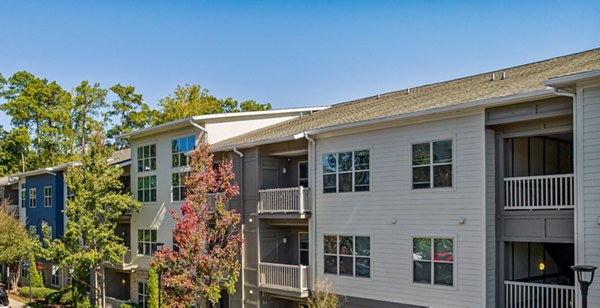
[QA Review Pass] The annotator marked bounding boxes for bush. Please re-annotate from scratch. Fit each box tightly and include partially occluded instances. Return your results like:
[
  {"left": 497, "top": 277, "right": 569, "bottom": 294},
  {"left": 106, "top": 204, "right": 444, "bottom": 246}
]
[
  {"left": 45, "top": 285, "right": 74, "bottom": 304},
  {"left": 19, "top": 286, "right": 57, "bottom": 300},
  {"left": 120, "top": 303, "right": 141, "bottom": 308}
]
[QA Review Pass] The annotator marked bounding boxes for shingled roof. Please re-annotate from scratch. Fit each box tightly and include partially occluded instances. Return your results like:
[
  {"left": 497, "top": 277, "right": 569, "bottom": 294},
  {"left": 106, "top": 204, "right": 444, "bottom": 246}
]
[{"left": 212, "top": 48, "right": 600, "bottom": 150}]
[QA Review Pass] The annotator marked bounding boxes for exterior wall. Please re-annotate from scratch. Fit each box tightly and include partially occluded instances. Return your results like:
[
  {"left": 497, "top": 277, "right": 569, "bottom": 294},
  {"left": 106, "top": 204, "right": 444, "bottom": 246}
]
[
  {"left": 314, "top": 113, "right": 486, "bottom": 307},
  {"left": 205, "top": 115, "right": 300, "bottom": 145},
  {"left": 25, "top": 172, "right": 65, "bottom": 239},
  {"left": 576, "top": 81, "right": 600, "bottom": 306}
]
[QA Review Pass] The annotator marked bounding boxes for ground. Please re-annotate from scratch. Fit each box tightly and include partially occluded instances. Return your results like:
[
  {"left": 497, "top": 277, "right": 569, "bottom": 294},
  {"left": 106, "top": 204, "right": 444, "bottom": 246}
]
[{"left": 8, "top": 297, "right": 25, "bottom": 308}]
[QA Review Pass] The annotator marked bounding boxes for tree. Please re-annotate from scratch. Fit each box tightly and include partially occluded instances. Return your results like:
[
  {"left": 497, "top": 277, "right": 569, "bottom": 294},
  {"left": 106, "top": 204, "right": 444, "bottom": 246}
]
[
  {"left": 147, "top": 266, "right": 160, "bottom": 308},
  {"left": 0, "top": 126, "right": 31, "bottom": 175},
  {"left": 28, "top": 253, "right": 44, "bottom": 288},
  {"left": 44, "top": 132, "right": 142, "bottom": 307},
  {"left": 307, "top": 279, "right": 341, "bottom": 308},
  {"left": 106, "top": 84, "right": 155, "bottom": 148},
  {"left": 72, "top": 81, "right": 108, "bottom": 152},
  {"left": 154, "top": 84, "right": 271, "bottom": 125},
  {"left": 0, "top": 200, "right": 36, "bottom": 292},
  {"left": 0, "top": 71, "right": 76, "bottom": 169},
  {"left": 152, "top": 140, "right": 243, "bottom": 307}
]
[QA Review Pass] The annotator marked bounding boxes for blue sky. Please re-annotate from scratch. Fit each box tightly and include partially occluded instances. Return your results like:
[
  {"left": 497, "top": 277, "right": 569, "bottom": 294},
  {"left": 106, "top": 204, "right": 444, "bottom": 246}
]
[{"left": 1, "top": 1, "right": 599, "bottom": 128}]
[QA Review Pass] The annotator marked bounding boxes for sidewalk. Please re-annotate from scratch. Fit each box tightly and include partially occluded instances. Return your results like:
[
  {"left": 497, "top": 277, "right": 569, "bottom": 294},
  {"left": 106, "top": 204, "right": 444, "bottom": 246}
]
[{"left": 8, "top": 297, "right": 26, "bottom": 308}]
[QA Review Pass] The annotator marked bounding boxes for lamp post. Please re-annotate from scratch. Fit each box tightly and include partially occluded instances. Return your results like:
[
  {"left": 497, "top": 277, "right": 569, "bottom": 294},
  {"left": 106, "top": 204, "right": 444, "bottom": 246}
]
[
  {"left": 156, "top": 242, "right": 164, "bottom": 308},
  {"left": 571, "top": 265, "right": 597, "bottom": 308}
]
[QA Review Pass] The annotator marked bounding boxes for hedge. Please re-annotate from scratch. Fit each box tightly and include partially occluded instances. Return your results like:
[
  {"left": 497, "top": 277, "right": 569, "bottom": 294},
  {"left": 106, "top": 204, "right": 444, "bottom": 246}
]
[{"left": 19, "top": 286, "right": 57, "bottom": 300}]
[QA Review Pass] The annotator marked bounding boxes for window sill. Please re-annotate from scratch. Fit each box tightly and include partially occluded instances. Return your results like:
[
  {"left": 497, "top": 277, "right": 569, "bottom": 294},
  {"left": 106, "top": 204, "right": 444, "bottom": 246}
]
[{"left": 410, "top": 282, "right": 457, "bottom": 291}]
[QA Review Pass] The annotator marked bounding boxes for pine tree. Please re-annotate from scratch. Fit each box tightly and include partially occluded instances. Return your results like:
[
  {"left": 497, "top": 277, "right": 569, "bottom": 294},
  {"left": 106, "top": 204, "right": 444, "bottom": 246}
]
[
  {"left": 147, "top": 266, "right": 159, "bottom": 308},
  {"left": 28, "top": 254, "right": 44, "bottom": 288}
]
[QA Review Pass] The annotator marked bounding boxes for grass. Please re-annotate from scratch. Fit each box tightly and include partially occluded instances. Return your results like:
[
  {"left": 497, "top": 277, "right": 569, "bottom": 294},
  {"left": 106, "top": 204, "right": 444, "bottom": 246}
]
[{"left": 8, "top": 293, "right": 44, "bottom": 307}]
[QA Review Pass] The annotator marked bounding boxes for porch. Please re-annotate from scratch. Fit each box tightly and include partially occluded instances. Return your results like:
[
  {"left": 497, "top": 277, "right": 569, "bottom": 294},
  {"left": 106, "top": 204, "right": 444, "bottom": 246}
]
[
  {"left": 259, "top": 263, "right": 310, "bottom": 297},
  {"left": 504, "top": 281, "right": 575, "bottom": 307},
  {"left": 258, "top": 186, "right": 311, "bottom": 215}
]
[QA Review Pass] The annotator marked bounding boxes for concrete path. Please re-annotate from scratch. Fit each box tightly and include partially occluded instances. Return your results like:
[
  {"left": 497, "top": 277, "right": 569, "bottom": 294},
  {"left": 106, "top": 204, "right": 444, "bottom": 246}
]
[{"left": 8, "top": 297, "right": 26, "bottom": 308}]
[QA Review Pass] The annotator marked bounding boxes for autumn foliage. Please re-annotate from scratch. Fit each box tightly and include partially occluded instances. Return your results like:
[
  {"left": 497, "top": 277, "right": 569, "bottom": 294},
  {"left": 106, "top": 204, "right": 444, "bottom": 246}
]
[{"left": 152, "top": 139, "right": 243, "bottom": 307}]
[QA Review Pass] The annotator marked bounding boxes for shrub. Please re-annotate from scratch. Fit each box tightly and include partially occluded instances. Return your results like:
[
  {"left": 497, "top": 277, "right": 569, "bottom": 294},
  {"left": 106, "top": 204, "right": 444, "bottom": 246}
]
[
  {"left": 19, "top": 286, "right": 57, "bottom": 300},
  {"left": 120, "top": 303, "right": 142, "bottom": 308},
  {"left": 28, "top": 254, "right": 44, "bottom": 288},
  {"left": 45, "top": 285, "right": 74, "bottom": 304}
]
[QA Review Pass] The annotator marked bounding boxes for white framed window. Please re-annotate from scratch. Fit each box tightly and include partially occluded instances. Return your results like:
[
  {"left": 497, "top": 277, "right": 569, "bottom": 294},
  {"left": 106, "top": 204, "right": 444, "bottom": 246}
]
[
  {"left": 412, "top": 237, "right": 454, "bottom": 287},
  {"left": 412, "top": 140, "right": 453, "bottom": 189},
  {"left": 66, "top": 186, "right": 74, "bottom": 200},
  {"left": 137, "top": 144, "right": 156, "bottom": 173},
  {"left": 323, "top": 235, "right": 370, "bottom": 278},
  {"left": 29, "top": 188, "right": 37, "bottom": 208},
  {"left": 171, "top": 171, "right": 189, "bottom": 202},
  {"left": 21, "top": 262, "right": 28, "bottom": 278},
  {"left": 137, "top": 175, "right": 157, "bottom": 203},
  {"left": 298, "top": 162, "right": 308, "bottom": 187},
  {"left": 322, "top": 150, "right": 370, "bottom": 193},
  {"left": 172, "top": 135, "right": 196, "bottom": 168},
  {"left": 20, "top": 181, "right": 26, "bottom": 208},
  {"left": 66, "top": 268, "right": 73, "bottom": 285},
  {"left": 299, "top": 232, "right": 309, "bottom": 265},
  {"left": 44, "top": 186, "right": 52, "bottom": 207},
  {"left": 51, "top": 265, "right": 60, "bottom": 287},
  {"left": 138, "top": 281, "right": 148, "bottom": 308},
  {"left": 137, "top": 229, "right": 157, "bottom": 256}
]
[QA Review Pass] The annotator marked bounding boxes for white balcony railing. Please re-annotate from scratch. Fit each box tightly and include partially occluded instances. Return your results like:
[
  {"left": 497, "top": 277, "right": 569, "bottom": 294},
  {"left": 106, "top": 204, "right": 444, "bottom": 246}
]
[
  {"left": 504, "top": 281, "right": 575, "bottom": 308},
  {"left": 504, "top": 174, "right": 574, "bottom": 210},
  {"left": 259, "top": 262, "right": 310, "bottom": 293},
  {"left": 258, "top": 187, "right": 310, "bottom": 214}
]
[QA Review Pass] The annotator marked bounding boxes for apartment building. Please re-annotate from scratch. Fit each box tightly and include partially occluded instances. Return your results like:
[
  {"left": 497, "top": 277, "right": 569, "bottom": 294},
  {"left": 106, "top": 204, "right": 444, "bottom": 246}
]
[
  {"left": 115, "top": 108, "right": 325, "bottom": 307},
  {"left": 207, "top": 48, "right": 600, "bottom": 307}
]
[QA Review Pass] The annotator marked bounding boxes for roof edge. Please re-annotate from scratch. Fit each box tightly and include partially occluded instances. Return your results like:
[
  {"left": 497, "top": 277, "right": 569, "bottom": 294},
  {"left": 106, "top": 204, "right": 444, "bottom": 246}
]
[{"left": 544, "top": 69, "right": 600, "bottom": 88}]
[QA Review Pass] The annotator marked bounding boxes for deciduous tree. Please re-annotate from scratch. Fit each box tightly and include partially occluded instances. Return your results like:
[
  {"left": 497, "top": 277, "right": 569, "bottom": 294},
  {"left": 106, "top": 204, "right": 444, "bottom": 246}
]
[
  {"left": 152, "top": 140, "right": 243, "bottom": 307},
  {"left": 0, "top": 200, "right": 36, "bottom": 292}
]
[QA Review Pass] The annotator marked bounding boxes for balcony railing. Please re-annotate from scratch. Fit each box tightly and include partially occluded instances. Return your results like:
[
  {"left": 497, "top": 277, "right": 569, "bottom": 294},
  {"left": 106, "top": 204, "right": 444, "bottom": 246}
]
[
  {"left": 258, "top": 187, "right": 310, "bottom": 214},
  {"left": 259, "top": 262, "right": 310, "bottom": 294},
  {"left": 504, "top": 174, "right": 574, "bottom": 210},
  {"left": 504, "top": 281, "right": 575, "bottom": 307}
]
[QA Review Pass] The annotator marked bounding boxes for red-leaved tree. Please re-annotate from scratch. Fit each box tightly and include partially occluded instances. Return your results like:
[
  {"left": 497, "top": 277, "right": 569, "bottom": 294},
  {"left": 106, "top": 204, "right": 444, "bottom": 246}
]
[{"left": 152, "top": 140, "right": 243, "bottom": 307}]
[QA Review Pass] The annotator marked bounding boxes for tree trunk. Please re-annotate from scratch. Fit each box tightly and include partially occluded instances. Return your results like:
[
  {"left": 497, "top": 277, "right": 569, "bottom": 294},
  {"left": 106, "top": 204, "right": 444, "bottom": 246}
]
[{"left": 9, "top": 263, "right": 20, "bottom": 293}]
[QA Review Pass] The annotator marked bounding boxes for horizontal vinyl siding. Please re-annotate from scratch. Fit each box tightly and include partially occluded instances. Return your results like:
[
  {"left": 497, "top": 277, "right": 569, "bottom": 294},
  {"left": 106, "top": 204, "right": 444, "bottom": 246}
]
[
  {"left": 581, "top": 84, "right": 600, "bottom": 306},
  {"left": 315, "top": 113, "right": 485, "bottom": 308}
]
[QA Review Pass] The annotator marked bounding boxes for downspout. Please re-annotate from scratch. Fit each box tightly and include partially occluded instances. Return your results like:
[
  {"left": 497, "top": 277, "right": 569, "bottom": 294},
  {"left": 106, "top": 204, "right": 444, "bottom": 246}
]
[
  {"left": 232, "top": 147, "right": 245, "bottom": 307},
  {"left": 551, "top": 87, "right": 581, "bottom": 303},
  {"left": 304, "top": 132, "right": 317, "bottom": 291}
]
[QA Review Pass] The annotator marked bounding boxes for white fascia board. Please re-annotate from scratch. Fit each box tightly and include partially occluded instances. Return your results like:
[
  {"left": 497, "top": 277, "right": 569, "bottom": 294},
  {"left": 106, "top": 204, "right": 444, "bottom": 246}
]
[{"left": 544, "top": 69, "right": 600, "bottom": 88}]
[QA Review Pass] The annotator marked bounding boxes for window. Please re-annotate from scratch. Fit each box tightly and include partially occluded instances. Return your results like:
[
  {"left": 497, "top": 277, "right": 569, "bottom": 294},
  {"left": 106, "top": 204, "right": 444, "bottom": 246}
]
[
  {"left": 44, "top": 186, "right": 52, "bottom": 207},
  {"left": 66, "top": 268, "right": 73, "bottom": 285},
  {"left": 322, "top": 150, "right": 370, "bottom": 193},
  {"left": 137, "top": 229, "right": 157, "bottom": 256},
  {"left": 171, "top": 172, "right": 189, "bottom": 202},
  {"left": 298, "top": 162, "right": 308, "bottom": 187},
  {"left": 413, "top": 238, "right": 454, "bottom": 287},
  {"left": 137, "top": 144, "right": 156, "bottom": 172},
  {"left": 412, "top": 140, "right": 453, "bottom": 189},
  {"left": 138, "top": 282, "right": 148, "bottom": 308},
  {"left": 299, "top": 232, "right": 309, "bottom": 265},
  {"left": 51, "top": 265, "right": 60, "bottom": 287},
  {"left": 29, "top": 188, "right": 37, "bottom": 208},
  {"left": 21, "top": 261, "right": 28, "bottom": 278},
  {"left": 66, "top": 187, "right": 74, "bottom": 200},
  {"left": 323, "top": 235, "right": 370, "bottom": 278},
  {"left": 137, "top": 176, "right": 157, "bottom": 202},
  {"left": 172, "top": 135, "right": 196, "bottom": 168},
  {"left": 20, "top": 182, "right": 26, "bottom": 208}
]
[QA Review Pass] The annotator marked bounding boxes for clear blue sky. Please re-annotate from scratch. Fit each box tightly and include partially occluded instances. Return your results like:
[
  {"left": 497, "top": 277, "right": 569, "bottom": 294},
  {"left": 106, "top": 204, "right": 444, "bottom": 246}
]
[{"left": 1, "top": 1, "right": 599, "bottom": 128}]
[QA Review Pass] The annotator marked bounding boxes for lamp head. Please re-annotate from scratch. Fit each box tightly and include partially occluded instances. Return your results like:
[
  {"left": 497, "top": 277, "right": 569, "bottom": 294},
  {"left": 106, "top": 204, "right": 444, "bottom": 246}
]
[{"left": 571, "top": 265, "right": 597, "bottom": 284}]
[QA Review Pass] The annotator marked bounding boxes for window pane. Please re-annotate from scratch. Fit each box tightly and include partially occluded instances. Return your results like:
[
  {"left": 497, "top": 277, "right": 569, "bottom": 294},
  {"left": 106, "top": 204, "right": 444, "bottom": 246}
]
[
  {"left": 413, "top": 238, "right": 431, "bottom": 261},
  {"left": 144, "top": 230, "right": 150, "bottom": 241},
  {"left": 355, "top": 171, "right": 369, "bottom": 191},
  {"left": 151, "top": 230, "right": 157, "bottom": 242},
  {"left": 355, "top": 237, "right": 370, "bottom": 256},
  {"left": 412, "top": 167, "right": 430, "bottom": 189},
  {"left": 412, "top": 143, "right": 430, "bottom": 165},
  {"left": 356, "top": 257, "right": 370, "bottom": 278},
  {"left": 339, "top": 236, "right": 353, "bottom": 255},
  {"left": 150, "top": 189, "right": 156, "bottom": 202},
  {"left": 323, "top": 154, "right": 336, "bottom": 173},
  {"left": 143, "top": 176, "right": 149, "bottom": 189},
  {"left": 172, "top": 154, "right": 179, "bottom": 168},
  {"left": 434, "top": 239, "right": 453, "bottom": 262},
  {"left": 144, "top": 146, "right": 149, "bottom": 157},
  {"left": 138, "top": 243, "right": 144, "bottom": 255},
  {"left": 354, "top": 150, "right": 369, "bottom": 170},
  {"left": 300, "top": 251, "right": 309, "bottom": 266},
  {"left": 324, "top": 236, "right": 337, "bottom": 254},
  {"left": 339, "top": 257, "right": 354, "bottom": 276},
  {"left": 150, "top": 145, "right": 156, "bottom": 157},
  {"left": 300, "top": 233, "right": 309, "bottom": 249},
  {"left": 338, "top": 152, "right": 352, "bottom": 171},
  {"left": 137, "top": 147, "right": 143, "bottom": 158},
  {"left": 138, "top": 230, "right": 143, "bottom": 241},
  {"left": 299, "top": 163, "right": 308, "bottom": 179},
  {"left": 150, "top": 158, "right": 156, "bottom": 170},
  {"left": 188, "top": 136, "right": 195, "bottom": 150},
  {"left": 434, "top": 263, "right": 453, "bottom": 286},
  {"left": 324, "top": 256, "right": 337, "bottom": 274},
  {"left": 172, "top": 173, "right": 179, "bottom": 186},
  {"left": 433, "top": 140, "right": 452, "bottom": 163},
  {"left": 323, "top": 175, "right": 336, "bottom": 193},
  {"left": 433, "top": 165, "right": 452, "bottom": 188},
  {"left": 172, "top": 188, "right": 179, "bottom": 201},
  {"left": 180, "top": 153, "right": 187, "bottom": 166},
  {"left": 413, "top": 261, "right": 431, "bottom": 284},
  {"left": 150, "top": 176, "right": 156, "bottom": 188},
  {"left": 338, "top": 173, "right": 352, "bottom": 192},
  {"left": 144, "top": 190, "right": 150, "bottom": 202}
]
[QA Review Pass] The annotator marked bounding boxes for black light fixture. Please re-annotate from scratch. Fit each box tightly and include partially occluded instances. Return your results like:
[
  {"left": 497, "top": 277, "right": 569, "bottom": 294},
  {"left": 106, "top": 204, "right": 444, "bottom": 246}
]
[
  {"left": 156, "top": 242, "right": 164, "bottom": 308},
  {"left": 571, "top": 265, "right": 597, "bottom": 308}
]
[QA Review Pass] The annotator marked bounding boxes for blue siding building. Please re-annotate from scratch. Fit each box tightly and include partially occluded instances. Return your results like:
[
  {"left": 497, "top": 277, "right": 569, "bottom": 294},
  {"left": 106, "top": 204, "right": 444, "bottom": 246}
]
[{"left": 25, "top": 171, "right": 65, "bottom": 240}]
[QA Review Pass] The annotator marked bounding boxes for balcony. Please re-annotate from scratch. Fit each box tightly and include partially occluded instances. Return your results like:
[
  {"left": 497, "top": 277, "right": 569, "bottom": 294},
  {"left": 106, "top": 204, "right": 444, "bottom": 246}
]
[
  {"left": 504, "top": 174, "right": 574, "bottom": 210},
  {"left": 258, "top": 187, "right": 310, "bottom": 217},
  {"left": 504, "top": 281, "right": 575, "bottom": 307},
  {"left": 106, "top": 250, "right": 133, "bottom": 270},
  {"left": 259, "top": 262, "right": 310, "bottom": 297}
]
